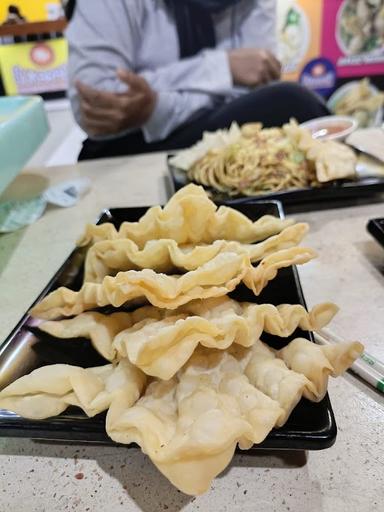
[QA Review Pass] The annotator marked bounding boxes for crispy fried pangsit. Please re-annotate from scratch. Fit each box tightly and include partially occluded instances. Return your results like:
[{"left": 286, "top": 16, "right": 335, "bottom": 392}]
[{"left": 0, "top": 185, "right": 364, "bottom": 495}]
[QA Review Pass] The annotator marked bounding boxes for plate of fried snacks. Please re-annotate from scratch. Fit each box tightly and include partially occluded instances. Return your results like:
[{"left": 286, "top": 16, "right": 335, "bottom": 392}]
[
  {"left": 168, "top": 120, "right": 384, "bottom": 203},
  {"left": 328, "top": 79, "right": 384, "bottom": 128},
  {"left": 0, "top": 185, "right": 364, "bottom": 495}
]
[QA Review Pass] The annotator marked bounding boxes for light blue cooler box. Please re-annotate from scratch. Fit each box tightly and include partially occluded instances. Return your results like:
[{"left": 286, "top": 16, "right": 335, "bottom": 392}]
[{"left": 0, "top": 96, "right": 49, "bottom": 196}]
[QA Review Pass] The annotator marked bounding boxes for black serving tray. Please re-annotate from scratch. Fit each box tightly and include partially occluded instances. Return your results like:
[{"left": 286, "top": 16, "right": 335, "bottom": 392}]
[
  {"left": 0, "top": 202, "right": 337, "bottom": 450},
  {"left": 367, "top": 218, "right": 384, "bottom": 248},
  {"left": 168, "top": 155, "right": 384, "bottom": 208}
]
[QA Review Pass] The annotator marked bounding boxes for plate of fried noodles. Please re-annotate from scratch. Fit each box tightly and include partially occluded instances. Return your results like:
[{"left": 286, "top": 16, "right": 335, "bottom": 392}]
[{"left": 168, "top": 119, "right": 384, "bottom": 205}]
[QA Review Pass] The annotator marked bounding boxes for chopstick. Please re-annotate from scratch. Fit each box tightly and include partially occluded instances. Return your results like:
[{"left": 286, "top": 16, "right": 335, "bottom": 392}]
[{"left": 314, "top": 327, "right": 384, "bottom": 394}]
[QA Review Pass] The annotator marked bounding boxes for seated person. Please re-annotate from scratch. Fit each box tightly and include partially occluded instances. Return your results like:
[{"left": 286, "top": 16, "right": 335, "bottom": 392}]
[
  {"left": 2, "top": 5, "right": 26, "bottom": 25},
  {"left": 66, "top": 0, "right": 329, "bottom": 160}
]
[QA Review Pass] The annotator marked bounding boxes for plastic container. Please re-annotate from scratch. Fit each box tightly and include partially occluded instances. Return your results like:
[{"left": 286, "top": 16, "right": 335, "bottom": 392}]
[{"left": 0, "top": 96, "right": 49, "bottom": 196}]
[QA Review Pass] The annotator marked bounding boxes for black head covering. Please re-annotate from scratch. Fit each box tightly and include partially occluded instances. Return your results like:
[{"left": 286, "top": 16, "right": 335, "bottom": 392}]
[
  {"left": 174, "top": 0, "right": 243, "bottom": 12},
  {"left": 64, "top": 0, "right": 76, "bottom": 21},
  {"left": 165, "top": 0, "right": 243, "bottom": 58}
]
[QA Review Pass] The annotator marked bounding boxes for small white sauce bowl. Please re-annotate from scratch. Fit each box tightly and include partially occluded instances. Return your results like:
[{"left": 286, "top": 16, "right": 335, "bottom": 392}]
[{"left": 300, "top": 115, "right": 358, "bottom": 142}]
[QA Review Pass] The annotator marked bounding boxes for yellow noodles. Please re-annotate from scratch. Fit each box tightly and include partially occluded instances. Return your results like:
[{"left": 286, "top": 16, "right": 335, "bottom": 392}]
[
  {"left": 188, "top": 121, "right": 357, "bottom": 195},
  {"left": 188, "top": 123, "right": 318, "bottom": 196}
]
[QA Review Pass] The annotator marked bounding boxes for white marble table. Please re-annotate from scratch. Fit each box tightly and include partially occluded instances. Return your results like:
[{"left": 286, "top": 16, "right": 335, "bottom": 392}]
[{"left": 0, "top": 155, "right": 383, "bottom": 512}]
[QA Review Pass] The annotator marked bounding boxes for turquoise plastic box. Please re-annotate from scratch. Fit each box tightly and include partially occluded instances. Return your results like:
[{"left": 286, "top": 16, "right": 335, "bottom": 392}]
[{"left": 0, "top": 96, "right": 49, "bottom": 196}]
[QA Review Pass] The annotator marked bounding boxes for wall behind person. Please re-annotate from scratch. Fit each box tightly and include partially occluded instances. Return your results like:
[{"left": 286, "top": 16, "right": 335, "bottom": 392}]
[
  {"left": 0, "top": 1, "right": 67, "bottom": 98},
  {"left": 0, "top": 0, "right": 62, "bottom": 23}
]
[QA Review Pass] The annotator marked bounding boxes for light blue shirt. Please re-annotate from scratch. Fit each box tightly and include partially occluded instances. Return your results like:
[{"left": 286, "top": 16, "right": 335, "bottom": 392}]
[{"left": 66, "top": 0, "right": 277, "bottom": 142}]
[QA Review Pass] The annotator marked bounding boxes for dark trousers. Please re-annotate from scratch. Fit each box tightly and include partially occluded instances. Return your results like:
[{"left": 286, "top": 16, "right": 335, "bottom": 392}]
[{"left": 78, "top": 82, "right": 329, "bottom": 161}]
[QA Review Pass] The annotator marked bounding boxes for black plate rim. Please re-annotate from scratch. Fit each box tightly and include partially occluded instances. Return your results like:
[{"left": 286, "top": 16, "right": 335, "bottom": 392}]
[
  {"left": 367, "top": 218, "right": 384, "bottom": 248},
  {"left": 167, "top": 154, "right": 384, "bottom": 205}
]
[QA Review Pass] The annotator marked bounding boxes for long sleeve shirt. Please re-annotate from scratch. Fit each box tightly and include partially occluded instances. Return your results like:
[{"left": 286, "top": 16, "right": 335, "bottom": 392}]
[{"left": 66, "top": 0, "right": 277, "bottom": 142}]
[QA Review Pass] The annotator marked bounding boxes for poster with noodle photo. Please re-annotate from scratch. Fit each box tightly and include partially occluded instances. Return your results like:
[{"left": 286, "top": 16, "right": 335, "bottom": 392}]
[
  {"left": 277, "top": 0, "right": 322, "bottom": 80},
  {"left": 322, "top": 0, "right": 384, "bottom": 77},
  {"left": 277, "top": 1, "right": 383, "bottom": 91}
]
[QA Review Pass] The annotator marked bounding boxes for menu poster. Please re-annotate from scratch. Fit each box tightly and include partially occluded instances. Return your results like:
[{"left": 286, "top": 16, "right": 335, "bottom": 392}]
[
  {"left": 278, "top": 0, "right": 384, "bottom": 94},
  {"left": 277, "top": 0, "right": 323, "bottom": 81},
  {"left": 0, "top": 39, "right": 68, "bottom": 95},
  {"left": 322, "top": 0, "right": 384, "bottom": 79}
]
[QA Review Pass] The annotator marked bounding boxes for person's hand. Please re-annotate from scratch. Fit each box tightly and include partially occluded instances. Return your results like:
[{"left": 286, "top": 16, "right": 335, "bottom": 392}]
[
  {"left": 76, "top": 70, "right": 157, "bottom": 137},
  {"left": 228, "top": 48, "right": 281, "bottom": 87}
]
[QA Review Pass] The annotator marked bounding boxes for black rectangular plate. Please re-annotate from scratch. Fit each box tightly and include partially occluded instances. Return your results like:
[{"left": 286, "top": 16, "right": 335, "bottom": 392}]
[
  {"left": 168, "top": 155, "right": 384, "bottom": 208},
  {"left": 367, "top": 218, "right": 384, "bottom": 248},
  {"left": 0, "top": 202, "right": 336, "bottom": 450}
]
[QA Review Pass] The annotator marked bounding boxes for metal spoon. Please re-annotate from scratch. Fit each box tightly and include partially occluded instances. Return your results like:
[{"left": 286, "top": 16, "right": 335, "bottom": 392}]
[{"left": 312, "top": 128, "right": 328, "bottom": 140}]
